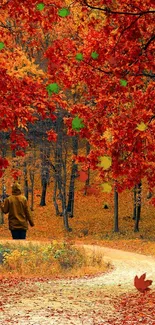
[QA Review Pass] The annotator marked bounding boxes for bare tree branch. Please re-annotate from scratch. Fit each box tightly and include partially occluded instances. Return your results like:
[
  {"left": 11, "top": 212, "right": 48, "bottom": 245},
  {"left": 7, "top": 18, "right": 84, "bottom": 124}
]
[
  {"left": 113, "top": 15, "right": 141, "bottom": 53},
  {"left": 82, "top": 0, "right": 155, "bottom": 16},
  {"left": 143, "top": 34, "right": 155, "bottom": 50}
]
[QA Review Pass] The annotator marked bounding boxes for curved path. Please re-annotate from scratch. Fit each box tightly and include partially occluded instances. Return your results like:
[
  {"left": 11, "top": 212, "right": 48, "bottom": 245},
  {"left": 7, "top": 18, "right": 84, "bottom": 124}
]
[{"left": 0, "top": 242, "right": 155, "bottom": 324}]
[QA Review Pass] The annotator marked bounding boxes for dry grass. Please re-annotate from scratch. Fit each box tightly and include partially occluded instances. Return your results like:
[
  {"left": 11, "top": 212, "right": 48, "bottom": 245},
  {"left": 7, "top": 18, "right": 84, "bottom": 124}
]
[{"left": 0, "top": 241, "right": 111, "bottom": 279}]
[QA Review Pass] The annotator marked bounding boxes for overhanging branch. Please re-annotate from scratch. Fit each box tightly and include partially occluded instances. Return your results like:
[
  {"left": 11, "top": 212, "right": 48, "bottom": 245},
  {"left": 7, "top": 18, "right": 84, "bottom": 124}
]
[
  {"left": 143, "top": 34, "right": 155, "bottom": 50},
  {"left": 82, "top": 0, "right": 155, "bottom": 16}
]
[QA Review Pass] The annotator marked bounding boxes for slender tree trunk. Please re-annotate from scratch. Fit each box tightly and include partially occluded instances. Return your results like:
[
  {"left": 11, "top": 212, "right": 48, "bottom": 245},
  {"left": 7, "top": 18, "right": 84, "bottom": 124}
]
[
  {"left": 53, "top": 115, "right": 63, "bottom": 215},
  {"left": 134, "top": 181, "right": 142, "bottom": 232},
  {"left": 53, "top": 179, "right": 61, "bottom": 216},
  {"left": 63, "top": 202, "right": 71, "bottom": 231},
  {"left": 40, "top": 146, "right": 50, "bottom": 206},
  {"left": 0, "top": 210, "right": 4, "bottom": 225},
  {"left": 114, "top": 186, "right": 119, "bottom": 232},
  {"left": 0, "top": 183, "right": 9, "bottom": 224},
  {"left": 67, "top": 136, "right": 78, "bottom": 217},
  {"left": 1, "top": 131, "right": 8, "bottom": 158},
  {"left": 0, "top": 184, "right": 4, "bottom": 224},
  {"left": 54, "top": 113, "right": 71, "bottom": 231},
  {"left": 62, "top": 137, "right": 72, "bottom": 232},
  {"left": 0, "top": 146, "right": 7, "bottom": 225},
  {"left": 132, "top": 185, "right": 137, "bottom": 220},
  {"left": 30, "top": 170, "right": 34, "bottom": 211},
  {"left": 84, "top": 140, "right": 90, "bottom": 195},
  {"left": 62, "top": 166, "right": 70, "bottom": 231},
  {"left": 66, "top": 163, "right": 76, "bottom": 217},
  {"left": 40, "top": 179, "right": 48, "bottom": 206},
  {"left": 23, "top": 160, "right": 29, "bottom": 200}
]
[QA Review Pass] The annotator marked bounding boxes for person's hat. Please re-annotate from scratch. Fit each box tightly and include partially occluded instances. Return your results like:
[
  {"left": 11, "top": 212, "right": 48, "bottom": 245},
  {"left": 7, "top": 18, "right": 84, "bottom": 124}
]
[{"left": 12, "top": 182, "right": 21, "bottom": 194}]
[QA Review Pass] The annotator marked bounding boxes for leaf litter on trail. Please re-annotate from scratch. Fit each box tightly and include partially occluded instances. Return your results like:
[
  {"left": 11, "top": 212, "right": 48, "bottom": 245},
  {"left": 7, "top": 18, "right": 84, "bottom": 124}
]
[{"left": 113, "top": 291, "right": 155, "bottom": 324}]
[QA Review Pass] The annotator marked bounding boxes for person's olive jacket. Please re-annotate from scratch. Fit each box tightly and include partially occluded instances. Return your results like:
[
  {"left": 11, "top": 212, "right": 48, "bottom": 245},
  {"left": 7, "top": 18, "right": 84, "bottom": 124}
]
[{"left": 1, "top": 183, "right": 34, "bottom": 230}]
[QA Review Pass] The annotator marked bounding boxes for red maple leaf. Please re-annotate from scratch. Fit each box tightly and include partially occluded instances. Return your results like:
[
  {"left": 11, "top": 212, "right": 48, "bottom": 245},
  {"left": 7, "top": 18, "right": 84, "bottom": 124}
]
[
  {"left": 77, "top": 170, "right": 88, "bottom": 182},
  {"left": 134, "top": 273, "right": 152, "bottom": 293}
]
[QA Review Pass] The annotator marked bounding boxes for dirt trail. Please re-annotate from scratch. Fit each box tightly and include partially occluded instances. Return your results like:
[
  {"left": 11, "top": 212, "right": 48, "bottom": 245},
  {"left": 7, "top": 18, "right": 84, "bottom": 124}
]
[{"left": 0, "top": 241, "right": 155, "bottom": 324}]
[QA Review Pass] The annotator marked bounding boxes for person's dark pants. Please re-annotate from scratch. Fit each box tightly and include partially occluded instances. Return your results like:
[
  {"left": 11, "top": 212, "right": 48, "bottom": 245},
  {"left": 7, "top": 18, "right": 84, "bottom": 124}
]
[{"left": 11, "top": 229, "right": 27, "bottom": 240}]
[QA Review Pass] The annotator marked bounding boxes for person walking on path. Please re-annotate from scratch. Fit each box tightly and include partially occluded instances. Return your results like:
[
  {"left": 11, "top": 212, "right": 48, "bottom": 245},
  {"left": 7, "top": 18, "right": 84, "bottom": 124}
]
[{"left": 0, "top": 182, "right": 34, "bottom": 239}]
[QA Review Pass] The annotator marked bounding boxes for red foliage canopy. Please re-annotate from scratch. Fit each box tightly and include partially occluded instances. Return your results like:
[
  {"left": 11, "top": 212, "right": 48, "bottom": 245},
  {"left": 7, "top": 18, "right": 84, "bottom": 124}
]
[{"left": 0, "top": 0, "right": 154, "bottom": 193}]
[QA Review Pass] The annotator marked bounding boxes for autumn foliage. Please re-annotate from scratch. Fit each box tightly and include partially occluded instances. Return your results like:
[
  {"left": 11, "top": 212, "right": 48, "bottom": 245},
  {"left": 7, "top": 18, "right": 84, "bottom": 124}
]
[{"left": 0, "top": 1, "right": 155, "bottom": 197}]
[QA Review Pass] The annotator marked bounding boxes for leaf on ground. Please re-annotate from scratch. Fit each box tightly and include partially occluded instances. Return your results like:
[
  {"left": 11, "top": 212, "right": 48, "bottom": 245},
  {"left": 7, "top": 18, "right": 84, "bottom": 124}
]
[{"left": 134, "top": 273, "right": 152, "bottom": 293}]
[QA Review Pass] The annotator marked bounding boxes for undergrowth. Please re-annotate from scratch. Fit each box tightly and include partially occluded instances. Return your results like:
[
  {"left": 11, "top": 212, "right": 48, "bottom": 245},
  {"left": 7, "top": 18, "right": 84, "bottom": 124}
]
[{"left": 0, "top": 241, "right": 110, "bottom": 278}]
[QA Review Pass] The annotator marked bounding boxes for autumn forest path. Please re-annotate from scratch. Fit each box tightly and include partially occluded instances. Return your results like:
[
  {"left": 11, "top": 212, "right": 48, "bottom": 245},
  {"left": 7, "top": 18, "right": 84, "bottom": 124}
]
[{"left": 1, "top": 242, "right": 155, "bottom": 324}]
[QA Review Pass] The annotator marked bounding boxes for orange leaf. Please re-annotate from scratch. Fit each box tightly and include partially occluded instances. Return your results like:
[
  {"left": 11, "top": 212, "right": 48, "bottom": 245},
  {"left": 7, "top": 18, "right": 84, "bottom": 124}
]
[{"left": 77, "top": 170, "right": 88, "bottom": 182}]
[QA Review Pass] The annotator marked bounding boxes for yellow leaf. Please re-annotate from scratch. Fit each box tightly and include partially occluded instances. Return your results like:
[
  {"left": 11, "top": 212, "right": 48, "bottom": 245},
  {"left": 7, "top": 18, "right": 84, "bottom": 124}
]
[
  {"left": 102, "top": 129, "right": 112, "bottom": 142},
  {"left": 98, "top": 156, "right": 112, "bottom": 170},
  {"left": 101, "top": 183, "right": 112, "bottom": 193},
  {"left": 136, "top": 122, "right": 147, "bottom": 131}
]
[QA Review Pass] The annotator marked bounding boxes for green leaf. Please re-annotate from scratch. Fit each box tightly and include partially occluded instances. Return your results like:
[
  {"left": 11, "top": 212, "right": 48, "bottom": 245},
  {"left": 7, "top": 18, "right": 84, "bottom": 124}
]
[
  {"left": 36, "top": 3, "right": 45, "bottom": 10},
  {"left": 72, "top": 116, "right": 84, "bottom": 131},
  {"left": 0, "top": 42, "right": 5, "bottom": 50},
  {"left": 58, "top": 8, "right": 70, "bottom": 17},
  {"left": 120, "top": 79, "right": 127, "bottom": 87},
  {"left": 46, "top": 83, "right": 60, "bottom": 96},
  {"left": 76, "top": 53, "right": 83, "bottom": 61},
  {"left": 91, "top": 51, "right": 99, "bottom": 59}
]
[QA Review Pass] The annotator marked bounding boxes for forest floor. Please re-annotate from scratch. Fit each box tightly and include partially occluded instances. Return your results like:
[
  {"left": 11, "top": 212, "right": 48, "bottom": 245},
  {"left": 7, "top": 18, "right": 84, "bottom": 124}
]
[
  {"left": 1, "top": 176, "right": 155, "bottom": 323},
  {"left": 1, "top": 177, "right": 155, "bottom": 257},
  {"left": 1, "top": 242, "right": 155, "bottom": 325}
]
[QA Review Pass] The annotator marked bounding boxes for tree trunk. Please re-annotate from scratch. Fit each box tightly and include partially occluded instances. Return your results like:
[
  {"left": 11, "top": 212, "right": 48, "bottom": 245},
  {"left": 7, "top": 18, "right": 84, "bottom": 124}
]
[
  {"left": 132, "top": 185, "right": 137, "bottom": 220},
  {"left": 54, "top": 115, "right": 64, "bottom": 215},
  {"left": 67, "top": 136, "right": 78, "bottom": 217},
  {"left": 66, "top": 163, "right": 76, "bottom": 218},
  {"left": 134, "top": 181, "right": 142, "bottom": 232},
  {"left": 114, "top": 186, "right": 119, "bottom": 232},
  {"left": 0, "top": 183, "right": 7, "bottom": 225},
  {"left": 40, "top": 146, "right": 50, "bottom": 206},
  {"left": 1, "top": 131, "right": 8, "bottom": 158},
  {"left": 62, "top": 133, "right": 72, "bottom": 231},
  {"left": 40, "top": 179, "right": 48, "bottom": 206},
  {"left": 53, "top": 179, "right": 61, "bottom": 216},
  {"left": 52, "top": 108, "right": 73, "bottom": 230},
  {"left": 63, "top": 206, "right": 71, "bottom": 231},
  {"left": 84, "top": 140, "right": 90, "bottom": 195},
  {"left": 0, "top": 210, "right": 4, "bottom": 225},
  {"left": 30, "top": 170, "right": 34, "bottom": 211},
  {"left": 23, "top": 160, "right": 29, "bottom": 200},
  {"left": 62, "top": 178, "right": 71, "bottom": 231},
  {"left": 0, "top": 139, "right": 8, "bottom": 224}
]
